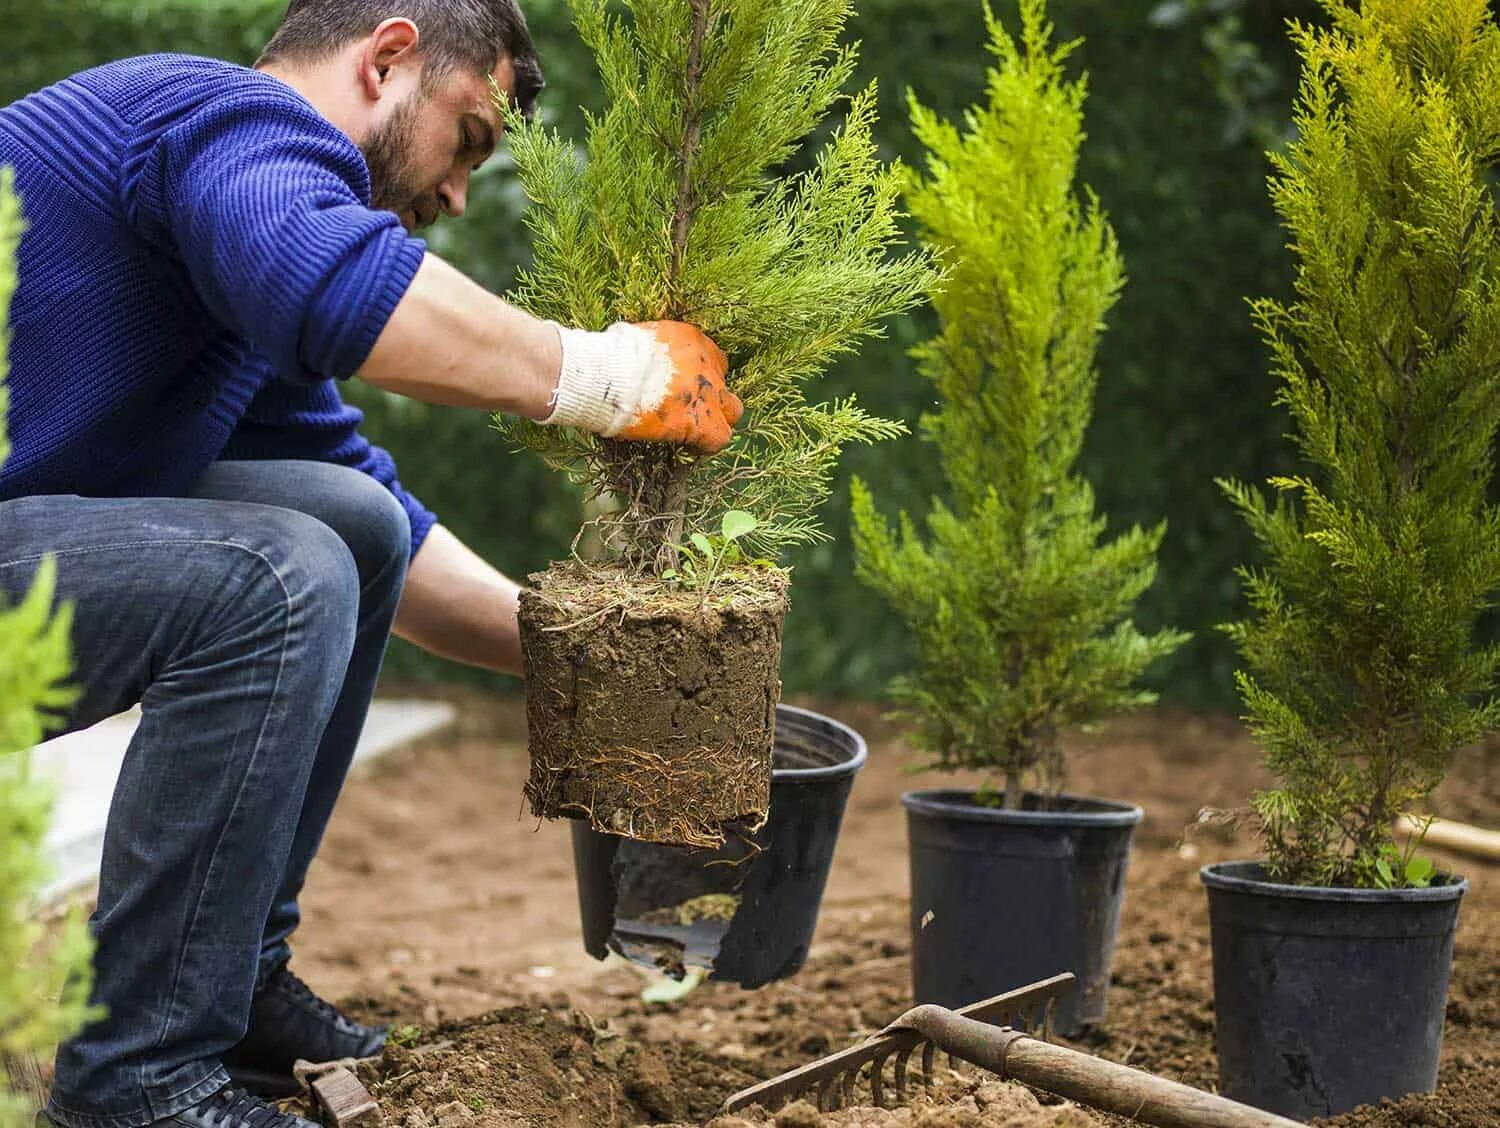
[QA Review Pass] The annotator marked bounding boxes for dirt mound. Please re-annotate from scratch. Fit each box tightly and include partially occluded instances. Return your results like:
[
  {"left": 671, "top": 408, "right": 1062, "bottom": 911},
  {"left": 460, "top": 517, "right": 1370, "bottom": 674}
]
[
  {"left": 358, "top": 1001, "right": 750, "bottom": 1126},
  {"left": 354, "top": 998, "right": 1098, "bottom": 1128}
]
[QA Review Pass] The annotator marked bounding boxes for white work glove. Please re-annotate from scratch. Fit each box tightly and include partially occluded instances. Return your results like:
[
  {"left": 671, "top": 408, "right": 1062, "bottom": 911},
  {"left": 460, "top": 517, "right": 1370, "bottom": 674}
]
[{"left": 542, "top": 320, "right": 742, "bottom": 453}]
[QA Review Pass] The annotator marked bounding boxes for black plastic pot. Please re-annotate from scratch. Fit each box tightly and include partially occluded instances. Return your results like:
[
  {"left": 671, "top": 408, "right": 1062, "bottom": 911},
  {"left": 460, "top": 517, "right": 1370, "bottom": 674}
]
[
  {"left": 571, "top": 704, "right": 867, "bottom": 988},
  {"left": 1202, "top": 860, "right": 1467, "bottom": 1120},
  {"left": 902, "top": 790, "right": 1141, "bottom": 1037}
]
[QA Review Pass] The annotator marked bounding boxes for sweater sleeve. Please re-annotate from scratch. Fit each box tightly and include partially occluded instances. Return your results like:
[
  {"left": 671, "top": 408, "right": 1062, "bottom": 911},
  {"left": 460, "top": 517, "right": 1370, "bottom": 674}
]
[
  {"left": 221, "top": 372, "right": 438, "bottom": 558},
  {"left": 123, "top": 82, "right": 425, "bottom": 384}
]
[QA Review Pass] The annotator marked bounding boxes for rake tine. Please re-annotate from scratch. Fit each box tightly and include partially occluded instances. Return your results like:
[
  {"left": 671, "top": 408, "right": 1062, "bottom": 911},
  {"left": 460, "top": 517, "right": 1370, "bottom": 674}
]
[
  {"left": 892, "top": 1046, "right": 910, "bottom": 1101},
  {"left": 841, "top": 1065, "right": 857, "bottom": 1107},
  {"left": 870, "top": 1054, "right": 886, "bottom": 1107},
  {"left": 921, "top": 1040, "right": 935, "bottom": 1089},
  {"left": 817, "top": 1075, "right": 836, "bottom": 1111}
]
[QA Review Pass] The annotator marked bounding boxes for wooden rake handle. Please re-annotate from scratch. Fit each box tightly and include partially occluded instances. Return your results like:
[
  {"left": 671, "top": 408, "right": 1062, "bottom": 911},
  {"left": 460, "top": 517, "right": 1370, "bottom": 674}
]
[
  {"left": 889, "top": 1006, "right": 1301, "bottom": 1128},
  {"left": 1396, "top": 814, "right": 1500, "bottom": 861}
]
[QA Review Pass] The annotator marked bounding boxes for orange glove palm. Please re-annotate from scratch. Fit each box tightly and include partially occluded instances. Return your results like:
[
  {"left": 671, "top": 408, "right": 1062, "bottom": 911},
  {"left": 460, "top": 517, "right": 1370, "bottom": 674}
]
[{"left": 619, "top": 321, "right": 743, "bottom": 453}]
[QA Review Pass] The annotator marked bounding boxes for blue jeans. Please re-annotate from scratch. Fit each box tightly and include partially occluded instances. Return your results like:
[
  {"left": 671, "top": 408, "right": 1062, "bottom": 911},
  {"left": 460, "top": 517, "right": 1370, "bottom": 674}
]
[{"left": 0, "top": 461, "right": 409, "bottom": 1128}]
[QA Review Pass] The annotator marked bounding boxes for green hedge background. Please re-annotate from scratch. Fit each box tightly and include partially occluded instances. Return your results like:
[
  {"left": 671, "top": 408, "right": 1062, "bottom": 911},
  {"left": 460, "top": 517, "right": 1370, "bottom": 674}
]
[{"left": 9, "top": 0, "right": 1320, "bottom": 708}]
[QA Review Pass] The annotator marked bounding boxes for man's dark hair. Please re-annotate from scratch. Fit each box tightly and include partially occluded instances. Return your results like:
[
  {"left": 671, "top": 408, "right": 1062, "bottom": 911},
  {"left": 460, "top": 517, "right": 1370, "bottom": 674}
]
[{"left": 260, "top": 0, "right": 545, "bottom": 118}]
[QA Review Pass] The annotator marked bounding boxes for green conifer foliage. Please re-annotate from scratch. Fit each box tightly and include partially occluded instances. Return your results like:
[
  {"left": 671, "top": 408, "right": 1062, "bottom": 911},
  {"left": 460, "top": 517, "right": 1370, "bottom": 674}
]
[
  {"left": 850, "top": 1, "right": 1186, "bottom": 807},
  {"left": 0, "top": 170, "right": 95, "bottom": 1125},
  {"left": 1223, "top": 0, "right": 1500, "bottom": 888},
  {"left": 497, "top": 0, "right": 932, "bottom": 572}
]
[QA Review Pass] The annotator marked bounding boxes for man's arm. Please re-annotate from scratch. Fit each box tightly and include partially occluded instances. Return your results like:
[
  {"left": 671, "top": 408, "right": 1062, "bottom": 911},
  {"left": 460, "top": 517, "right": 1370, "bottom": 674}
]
[
  {"left": 356, "top": 254, "right": 560, "bottom": 419},
  {"left": 358, "top": 254, "right": 744, "bottom": 451},
  {"left": 395, "top": 523, "right": 524, "bottom": 676}
]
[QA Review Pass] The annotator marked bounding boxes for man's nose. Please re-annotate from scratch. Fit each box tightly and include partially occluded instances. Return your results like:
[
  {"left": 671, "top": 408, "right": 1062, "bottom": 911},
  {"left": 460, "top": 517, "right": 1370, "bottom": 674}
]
[{"left": 438, "top": 170, "right": 470, "bottom": 219}]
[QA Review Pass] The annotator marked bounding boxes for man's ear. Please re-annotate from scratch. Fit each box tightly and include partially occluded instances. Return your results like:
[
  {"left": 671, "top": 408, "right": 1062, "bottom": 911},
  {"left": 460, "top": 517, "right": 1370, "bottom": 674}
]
[{"left": 357, "top": 17, "right": 421, "bottom": 101}]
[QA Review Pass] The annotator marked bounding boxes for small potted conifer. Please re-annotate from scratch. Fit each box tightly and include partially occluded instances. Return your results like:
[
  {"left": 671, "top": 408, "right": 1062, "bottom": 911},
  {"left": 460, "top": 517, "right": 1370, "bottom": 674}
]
[
  {"left": 1204, "top": 0, "right": 1492, "bottom": 1117},
  {"left": 850, "top": 0, "right": 1186, "bottom": 1036},
  {"left": 494, "top": 0, "right": 931, "bottom": 980},
  {"left": 0, "top": 170, "right": 96, "bottom": 1126}
]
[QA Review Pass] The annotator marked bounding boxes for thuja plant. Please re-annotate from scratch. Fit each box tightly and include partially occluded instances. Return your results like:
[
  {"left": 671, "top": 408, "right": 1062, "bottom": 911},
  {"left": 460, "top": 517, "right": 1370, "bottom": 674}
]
[
  {"left": 498, "top": 0, "right": 931, "bottom": 846},
  {"left": 852, "top": 0, "right": 1187, "bottom": 811},
  {"left": 1222, "top": 0, "right": 1500, "bottom": 888},
  {"left": 0, "top": 170, "right": 94, "bottom": 1126}
]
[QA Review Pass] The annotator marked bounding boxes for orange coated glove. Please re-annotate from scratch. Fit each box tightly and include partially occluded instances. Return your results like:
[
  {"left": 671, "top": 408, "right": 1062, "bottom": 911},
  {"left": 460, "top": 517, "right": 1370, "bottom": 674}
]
[{"left": 543, "top": 320, "right": 744, "bottom": 454}]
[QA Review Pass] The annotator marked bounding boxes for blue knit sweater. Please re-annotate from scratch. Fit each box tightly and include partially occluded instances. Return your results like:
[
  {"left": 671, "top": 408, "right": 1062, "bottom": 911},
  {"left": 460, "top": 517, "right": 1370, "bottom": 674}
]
[{"left": 0, "top": 54, "right": 436, "bottom": 552}]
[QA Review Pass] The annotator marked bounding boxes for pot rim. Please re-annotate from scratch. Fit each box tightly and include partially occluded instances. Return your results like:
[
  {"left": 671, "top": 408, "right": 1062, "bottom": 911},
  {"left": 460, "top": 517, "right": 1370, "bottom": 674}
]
[
  {"left": 900, "top": 787, "right": 1143, "bottom": 828},
  {"left": 772, "top": 703, "right": 868, "bottom": 781},
  {"left": 1200, "top": 860, "right": 1468, "bottom": 903}
]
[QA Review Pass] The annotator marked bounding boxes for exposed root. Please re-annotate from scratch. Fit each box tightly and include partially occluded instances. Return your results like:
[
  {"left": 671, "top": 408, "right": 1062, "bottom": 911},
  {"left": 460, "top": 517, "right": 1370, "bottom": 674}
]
[{"left": 524, "top": 738, "right": 769, "bottom": 849}]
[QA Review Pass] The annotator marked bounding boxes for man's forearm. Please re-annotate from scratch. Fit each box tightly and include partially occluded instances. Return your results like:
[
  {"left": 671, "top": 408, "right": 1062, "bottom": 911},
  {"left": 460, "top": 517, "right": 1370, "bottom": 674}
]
[
  {"left": 358, "top": 253, "right": 560, "bottom": 418},
  {"left": 394, "top": 523, "right": 524, "bottom": 676}
]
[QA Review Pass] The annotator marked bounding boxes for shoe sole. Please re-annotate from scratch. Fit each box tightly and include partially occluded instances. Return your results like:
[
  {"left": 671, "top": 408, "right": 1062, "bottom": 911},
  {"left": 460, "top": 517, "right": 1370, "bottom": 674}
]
[{"left": 223, "top": 1064, "right": 302, "bottom": 1101}]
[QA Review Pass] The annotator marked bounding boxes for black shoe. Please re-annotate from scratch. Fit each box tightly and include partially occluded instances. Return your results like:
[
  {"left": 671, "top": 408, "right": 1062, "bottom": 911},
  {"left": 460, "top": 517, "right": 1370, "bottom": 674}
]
[
  {"left": 223, "top": 965, "right": 387, "bottom": 1099},
  {"left": 38, "top": 1085, "right": 319, "bottom": 1128}
]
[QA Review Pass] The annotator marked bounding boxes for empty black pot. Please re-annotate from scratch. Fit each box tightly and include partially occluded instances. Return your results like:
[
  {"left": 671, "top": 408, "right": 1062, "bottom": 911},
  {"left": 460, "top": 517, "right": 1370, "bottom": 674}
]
[
  {"left": 571, "top": 704, "right": 867, "bottom": 988},
  {"left": 1202, "top": 860, "right": 1467, "bottom": 1120},
  {"left": 903, "top": 790, "right": 1141, "bottom": 1036}
]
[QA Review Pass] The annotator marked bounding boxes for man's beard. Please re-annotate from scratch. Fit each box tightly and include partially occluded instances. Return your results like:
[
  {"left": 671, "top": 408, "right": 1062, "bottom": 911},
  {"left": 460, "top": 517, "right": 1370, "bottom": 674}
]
[{"left": 362, "top": 92, "right": 424, "bottom": 217}]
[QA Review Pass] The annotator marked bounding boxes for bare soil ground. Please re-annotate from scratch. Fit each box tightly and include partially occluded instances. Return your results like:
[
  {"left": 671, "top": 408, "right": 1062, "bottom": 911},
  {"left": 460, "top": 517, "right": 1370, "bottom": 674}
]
[{"left": 285, "top": 688, "right": 1499, "bottom": 1127}]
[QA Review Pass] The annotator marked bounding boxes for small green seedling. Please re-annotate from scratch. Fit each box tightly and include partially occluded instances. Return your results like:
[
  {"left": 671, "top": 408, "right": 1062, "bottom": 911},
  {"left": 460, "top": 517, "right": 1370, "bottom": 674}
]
[
  {"left": 661, "top": 510, "right": 764, "bottom": 590},
  {"left": 389, "top": 1024, "right": 423, "bottom": 1048},
  {"left": 1364, "top": 843, "right": 1436, "bottom": 890},
  {"left": 974, "top": 781, "right": 1008, "bottom": 810}
]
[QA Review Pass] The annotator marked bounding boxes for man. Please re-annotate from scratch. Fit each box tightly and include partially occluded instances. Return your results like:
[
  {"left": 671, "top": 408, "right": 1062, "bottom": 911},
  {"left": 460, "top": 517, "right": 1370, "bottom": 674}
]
[{"left": 0, "top": 3, "right": 741, "bottom": 1127}]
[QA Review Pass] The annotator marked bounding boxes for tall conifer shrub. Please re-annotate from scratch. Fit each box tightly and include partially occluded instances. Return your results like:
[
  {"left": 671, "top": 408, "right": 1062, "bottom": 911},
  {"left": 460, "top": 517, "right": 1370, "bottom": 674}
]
[
  {"left": 1223, "top": 0, "right": 1500, "bottom": 887},
  {"left": 0, "top": 170, "right": 95, "bottom": 1125},
  {"left": 851, "top": 0, "right": 1186, "bottom": 809}
]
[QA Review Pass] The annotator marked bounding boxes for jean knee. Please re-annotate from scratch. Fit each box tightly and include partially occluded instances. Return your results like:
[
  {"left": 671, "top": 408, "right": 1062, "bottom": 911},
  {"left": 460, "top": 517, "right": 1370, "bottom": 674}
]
[
  {"left": 310, "top": 465, "right": 412, "bottom": 584},
  {"left": 240, "top": 510, "right": 361, "bottom": 661}
]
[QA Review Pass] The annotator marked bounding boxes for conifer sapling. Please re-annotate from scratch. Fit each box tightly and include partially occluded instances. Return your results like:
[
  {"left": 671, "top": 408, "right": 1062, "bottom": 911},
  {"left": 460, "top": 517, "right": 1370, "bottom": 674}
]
[
  {"left": 1223, "top": 0, "right": 1500, "bottom": 888},
  {"left": 496, "top": 0, "right": 931, "bottom": 845},
  {"left": 851, "top": 0, "right": 1187, "bottom": 810}
]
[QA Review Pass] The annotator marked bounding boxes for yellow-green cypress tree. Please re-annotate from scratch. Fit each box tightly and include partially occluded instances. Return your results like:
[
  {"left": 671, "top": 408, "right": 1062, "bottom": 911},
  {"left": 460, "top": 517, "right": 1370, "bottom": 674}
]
[
  {"left": 1223, "top": 0, "right": 1500, "bottom": 887},
  {"left": 851, "top": 0, "right": 1187, "bottom": 808}
]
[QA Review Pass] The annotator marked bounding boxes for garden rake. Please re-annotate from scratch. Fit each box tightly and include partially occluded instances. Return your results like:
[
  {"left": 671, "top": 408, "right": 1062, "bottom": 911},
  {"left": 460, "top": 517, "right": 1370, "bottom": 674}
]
[{"left": 722, "top": 974, "right": 1301, "bottom": 1128}]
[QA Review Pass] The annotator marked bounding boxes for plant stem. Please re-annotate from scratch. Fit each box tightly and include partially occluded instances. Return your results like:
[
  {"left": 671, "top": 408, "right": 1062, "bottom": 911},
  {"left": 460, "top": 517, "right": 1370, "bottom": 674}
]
[
  {"left": 637, "top": 0, "right": 712, "bottom": 575},
  {"left": 670, "top": 0, "right": 711, "bottom": 293},
  {"left": 1004, "top": 769, "right": 1023, "bottom": 811}
]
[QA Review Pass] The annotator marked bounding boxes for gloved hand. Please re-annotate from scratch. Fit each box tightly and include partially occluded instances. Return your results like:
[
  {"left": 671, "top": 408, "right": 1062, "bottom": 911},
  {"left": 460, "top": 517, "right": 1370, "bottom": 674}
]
[{"left": 542, "top": 320, "right": 743, "bottom": 453}]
